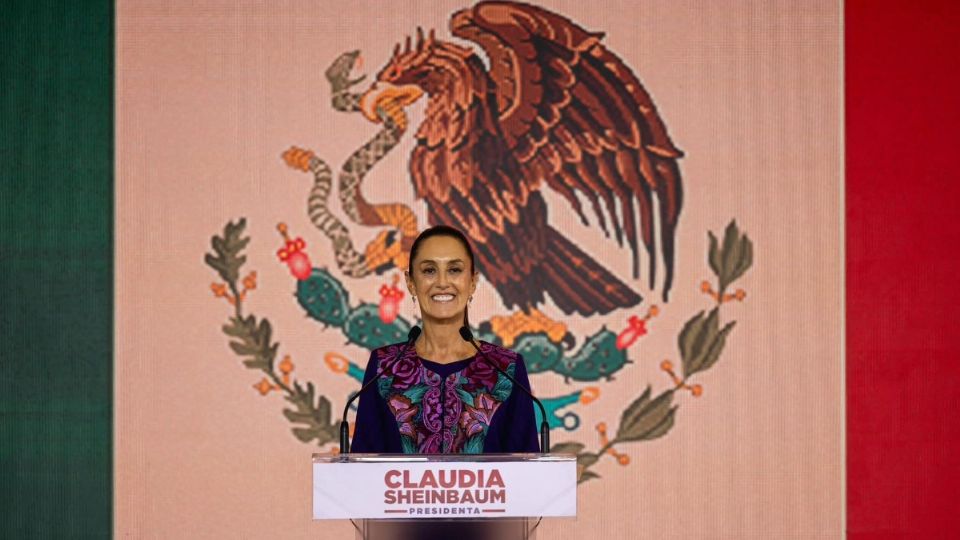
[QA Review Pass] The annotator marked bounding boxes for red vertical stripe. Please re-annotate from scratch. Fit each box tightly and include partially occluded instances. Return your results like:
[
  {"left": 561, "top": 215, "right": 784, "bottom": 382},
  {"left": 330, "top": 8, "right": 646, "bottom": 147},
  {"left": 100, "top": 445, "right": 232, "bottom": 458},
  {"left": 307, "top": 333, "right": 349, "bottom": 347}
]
[{"left": 847, "top": 1, "right": 960, "bottom": 538}]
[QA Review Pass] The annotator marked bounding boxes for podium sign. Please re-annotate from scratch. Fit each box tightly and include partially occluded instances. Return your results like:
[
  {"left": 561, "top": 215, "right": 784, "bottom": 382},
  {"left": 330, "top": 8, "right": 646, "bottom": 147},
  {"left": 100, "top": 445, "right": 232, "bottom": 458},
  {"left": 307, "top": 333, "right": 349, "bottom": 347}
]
[{"left": 313, "top": 453, "right": 577, "bottom": 520}]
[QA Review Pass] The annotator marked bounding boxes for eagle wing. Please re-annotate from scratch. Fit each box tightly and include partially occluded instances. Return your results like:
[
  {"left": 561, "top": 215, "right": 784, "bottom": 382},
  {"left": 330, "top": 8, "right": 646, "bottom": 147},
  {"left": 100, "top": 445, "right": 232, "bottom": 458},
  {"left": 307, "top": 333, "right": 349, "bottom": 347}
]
[{"left": 451, "top": 1, "right": 684, "bottom": 300}]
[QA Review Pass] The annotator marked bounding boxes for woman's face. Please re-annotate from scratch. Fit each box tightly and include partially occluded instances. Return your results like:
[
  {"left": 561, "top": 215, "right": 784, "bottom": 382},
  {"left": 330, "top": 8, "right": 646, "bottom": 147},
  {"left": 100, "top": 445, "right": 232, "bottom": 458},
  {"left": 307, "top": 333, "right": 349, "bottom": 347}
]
[{"left": 406, "top": 235, "right": 478, "bottom": 324}]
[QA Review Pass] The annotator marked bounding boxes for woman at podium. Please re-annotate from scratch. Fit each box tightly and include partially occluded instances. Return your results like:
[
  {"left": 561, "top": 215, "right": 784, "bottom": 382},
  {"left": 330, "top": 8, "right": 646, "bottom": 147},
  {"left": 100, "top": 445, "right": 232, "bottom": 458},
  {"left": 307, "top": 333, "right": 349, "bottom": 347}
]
[{"left": 351, "top": 225, "right": 540, "bottom": 454}]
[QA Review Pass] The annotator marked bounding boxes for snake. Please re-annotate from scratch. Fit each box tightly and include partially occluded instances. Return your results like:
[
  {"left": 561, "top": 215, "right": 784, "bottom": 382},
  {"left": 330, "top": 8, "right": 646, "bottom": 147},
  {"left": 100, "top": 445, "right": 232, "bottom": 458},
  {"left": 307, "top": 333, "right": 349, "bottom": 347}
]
[{"left": 283, "top": 50, "right": 418, "bottom": 277}]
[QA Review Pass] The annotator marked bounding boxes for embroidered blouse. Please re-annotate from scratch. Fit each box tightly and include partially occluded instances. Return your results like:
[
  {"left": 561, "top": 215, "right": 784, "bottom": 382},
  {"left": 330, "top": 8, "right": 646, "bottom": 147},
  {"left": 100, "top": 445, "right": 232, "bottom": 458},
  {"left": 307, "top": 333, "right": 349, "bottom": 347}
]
[{"left": 350, "top": 341, "right": 540, "bottom": 454}]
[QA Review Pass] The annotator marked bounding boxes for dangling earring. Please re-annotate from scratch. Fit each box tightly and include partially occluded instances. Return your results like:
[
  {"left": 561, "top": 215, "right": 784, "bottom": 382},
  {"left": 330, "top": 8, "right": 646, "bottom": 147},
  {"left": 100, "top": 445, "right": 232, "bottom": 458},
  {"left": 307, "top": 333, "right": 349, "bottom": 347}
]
[
  {"left": 412, "top": 296, "right": 419, "bottom": 319},
  {"left": 469, "top": 295, "right": 473, "bottom": 304}
]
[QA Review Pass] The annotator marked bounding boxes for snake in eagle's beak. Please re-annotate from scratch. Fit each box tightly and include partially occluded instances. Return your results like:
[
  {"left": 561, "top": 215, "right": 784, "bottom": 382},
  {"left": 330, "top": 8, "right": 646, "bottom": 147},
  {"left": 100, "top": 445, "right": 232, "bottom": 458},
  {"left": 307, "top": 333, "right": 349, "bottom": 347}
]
[{"left": 359, "top": 83, "right": 424, "bottom": 131}]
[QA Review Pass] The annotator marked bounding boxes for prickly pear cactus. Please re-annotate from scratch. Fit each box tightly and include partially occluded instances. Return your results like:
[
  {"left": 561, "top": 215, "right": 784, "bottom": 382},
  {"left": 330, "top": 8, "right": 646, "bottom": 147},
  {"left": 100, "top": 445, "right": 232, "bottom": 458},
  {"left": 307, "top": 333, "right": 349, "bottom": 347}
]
[
  {"left": 554, "top": 329, "right": 627, "bottom": 382},
  {"left": 296, "top": 268, "right": 350, "bottom": 327},
  {"left": 513, "top": 334, "right": 562, "bottom": 374},
  {"left": 343, "top": 304, "right": 411, "bottom": 349},
  {"left": 296, "top": 268, "right": 411, "bottom": 348}
]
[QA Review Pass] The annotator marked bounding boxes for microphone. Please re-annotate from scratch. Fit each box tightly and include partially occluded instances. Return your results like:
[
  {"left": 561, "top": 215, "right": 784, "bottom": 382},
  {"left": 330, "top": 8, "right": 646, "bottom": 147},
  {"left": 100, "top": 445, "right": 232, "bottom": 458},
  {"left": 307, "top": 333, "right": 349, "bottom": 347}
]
[
  {"left": 339, "top": 326, "right": 421, "bottom": 453},
  {"left": 459, "top": 326, "right": 550, "bottom": 453}
]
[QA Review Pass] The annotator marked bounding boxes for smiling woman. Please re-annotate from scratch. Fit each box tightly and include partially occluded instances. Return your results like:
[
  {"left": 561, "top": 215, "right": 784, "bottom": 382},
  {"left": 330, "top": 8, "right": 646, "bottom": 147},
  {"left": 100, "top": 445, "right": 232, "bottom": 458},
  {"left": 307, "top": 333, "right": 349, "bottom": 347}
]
[
  {"left": 351, "top": 226, "right": 540, "bottom": 454},
  {"left": 407, "top": 231, "right": 478, "bottom": 342}
]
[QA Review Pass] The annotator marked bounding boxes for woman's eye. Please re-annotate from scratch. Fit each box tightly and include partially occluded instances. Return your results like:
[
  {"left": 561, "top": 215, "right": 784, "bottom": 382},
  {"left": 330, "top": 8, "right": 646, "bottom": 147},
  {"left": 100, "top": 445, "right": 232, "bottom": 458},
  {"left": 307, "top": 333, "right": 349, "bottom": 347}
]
[
  {"left": 449, "top": 268, "right": 462, "bottom": 274},
  {"left": 422, "top": 268, "right": 436, "bottom": 275}
]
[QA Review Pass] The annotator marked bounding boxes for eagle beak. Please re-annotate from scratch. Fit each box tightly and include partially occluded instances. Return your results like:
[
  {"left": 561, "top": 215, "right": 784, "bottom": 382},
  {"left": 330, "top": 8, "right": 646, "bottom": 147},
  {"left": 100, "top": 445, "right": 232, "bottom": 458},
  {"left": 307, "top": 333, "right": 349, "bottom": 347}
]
[{"left": 359, "top": 82, "right": 424, "bottom": 124}]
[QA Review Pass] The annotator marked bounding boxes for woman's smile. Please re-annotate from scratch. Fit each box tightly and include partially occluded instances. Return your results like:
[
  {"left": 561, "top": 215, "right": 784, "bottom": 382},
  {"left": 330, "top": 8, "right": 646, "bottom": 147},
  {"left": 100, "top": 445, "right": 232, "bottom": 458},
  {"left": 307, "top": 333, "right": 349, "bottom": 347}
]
[{"left": 406, "top": 235, "right": 478, "bottom": 323}]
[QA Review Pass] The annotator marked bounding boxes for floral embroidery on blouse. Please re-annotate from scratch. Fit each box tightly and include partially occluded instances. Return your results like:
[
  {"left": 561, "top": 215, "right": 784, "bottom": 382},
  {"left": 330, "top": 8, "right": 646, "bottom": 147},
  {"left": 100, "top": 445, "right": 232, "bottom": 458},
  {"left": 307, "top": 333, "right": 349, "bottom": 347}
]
[{"left": 374, "top": 342, "right": 516, "bottom": 454}]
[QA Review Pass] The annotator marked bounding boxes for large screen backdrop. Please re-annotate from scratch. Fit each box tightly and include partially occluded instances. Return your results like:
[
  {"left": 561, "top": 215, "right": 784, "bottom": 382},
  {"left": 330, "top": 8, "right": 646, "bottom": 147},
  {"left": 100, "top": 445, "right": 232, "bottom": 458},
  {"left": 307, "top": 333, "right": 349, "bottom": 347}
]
[{"left": 116, "top": 1, "right": 843, "bottom": 538}]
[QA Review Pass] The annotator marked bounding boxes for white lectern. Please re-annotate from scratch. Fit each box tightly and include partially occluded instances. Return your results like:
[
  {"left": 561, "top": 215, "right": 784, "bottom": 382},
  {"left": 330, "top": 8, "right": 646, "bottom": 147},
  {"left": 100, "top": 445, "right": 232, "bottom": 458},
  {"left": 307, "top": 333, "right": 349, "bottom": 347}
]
[{"left": 313, "top": 453, "right": 577, "bottom": 540}]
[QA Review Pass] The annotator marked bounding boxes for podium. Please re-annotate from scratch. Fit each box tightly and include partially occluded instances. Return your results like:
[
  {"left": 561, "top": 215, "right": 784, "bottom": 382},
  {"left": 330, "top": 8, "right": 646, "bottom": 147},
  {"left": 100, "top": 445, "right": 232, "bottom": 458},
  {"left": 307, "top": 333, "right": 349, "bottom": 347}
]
[{"left": 313, "top": 453, "right": 577, "bottom": 540}]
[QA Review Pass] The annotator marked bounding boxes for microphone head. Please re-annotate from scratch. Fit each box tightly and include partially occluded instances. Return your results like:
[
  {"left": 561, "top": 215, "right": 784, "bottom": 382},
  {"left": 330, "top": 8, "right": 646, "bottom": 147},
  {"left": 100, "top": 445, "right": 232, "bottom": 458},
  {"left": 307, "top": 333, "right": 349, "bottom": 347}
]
[
  {"left": 407, "top": 326, "right": 422, "bottom": 341},
  {"left": 458, "top": 326, "right": 474, "bottom": 342}
]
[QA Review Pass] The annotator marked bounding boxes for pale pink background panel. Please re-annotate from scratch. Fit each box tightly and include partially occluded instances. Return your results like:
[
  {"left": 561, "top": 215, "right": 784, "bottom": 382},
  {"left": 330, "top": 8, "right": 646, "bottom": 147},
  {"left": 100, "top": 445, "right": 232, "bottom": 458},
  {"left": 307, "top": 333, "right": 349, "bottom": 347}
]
[{"left": 116, "top": 1, "right": 842, "bottom": 538}]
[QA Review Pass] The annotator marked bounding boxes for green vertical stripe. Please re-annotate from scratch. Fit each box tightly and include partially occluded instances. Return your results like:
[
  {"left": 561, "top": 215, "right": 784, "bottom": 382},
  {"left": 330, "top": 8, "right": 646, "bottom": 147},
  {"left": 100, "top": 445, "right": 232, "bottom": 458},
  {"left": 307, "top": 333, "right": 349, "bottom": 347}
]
[{"left": 1, "top": 1, "right": 113, "bottom": 538}]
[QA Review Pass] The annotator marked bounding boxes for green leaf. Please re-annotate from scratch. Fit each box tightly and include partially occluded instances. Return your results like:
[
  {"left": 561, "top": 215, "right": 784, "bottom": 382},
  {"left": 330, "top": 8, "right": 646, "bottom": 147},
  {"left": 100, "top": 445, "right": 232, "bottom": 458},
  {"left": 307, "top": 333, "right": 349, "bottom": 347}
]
[
  {"left": 282, "top": 408, "right": 310, "bottom": 423},
  {"left": 292, "top": 427, "right": 320, "bottom": 443},
  {"left": 266, "top": 343, "right": 279, "bottom": 371},
  {"left": 578, "top": 470, "right": 601, "bottom": 484},
  {"left": 315, "top": 395, "right": 332, "bottom": 425},
  {"left": 257, "top": 319, "right": 273, "bottom": 348},
  {"left": 229, "top": 342, "right": 259, "bottom": 356},
  {"left": 713, "top": 220, "right": 753, "bottom": 295},
  {"left": 680, "top": 308, "right": 726, "bottom": 378},
  {"left": 692, "top": 321, "right": 736, "bottom": 376},
  {"left": 550, "top": 442, "right": 586, "bottom": 455},
  {"left": 577, "top": 453, "right": 599, "bottom": 468},
  {"left": 282, "top": 382, "right": 337, "bottom": 447},
  {"left": 223, "top": 313, "right": 278, "bottom": 372},
  {"left": 615, "top": 388, "right": 676, "bottom": 442},
  {"left": 727, "top": 233, "right": 753, "bottom": 287},
  {"left": 242, "top": 357, "right": 270, "bottom": 370},
  {"left": 708, "top": 231, "right": 721, "bottom": 278},
  {"left": 678, "top": 311, "right": 706, "bottom": 375},
  {"left": 204, "top": 218, "right": 250, "bottom": 285},
  {"left": 618, "top": 386, "right": 652, "bottom": 437},
  {"left": 720, "top": 220, "right": 741, "bottom": 288},
  {"left": 679, "top": 309, "right": 720, "bottom": 378},
  {"left": 640, "top": 406, "right": 676, "bottom": 441},
  {"left": 681, "top": 308, "right": 736, "bottom": 378},
  {"left": 693, "top": 309, "right": 719, "bottom": 368},
  {"left": 222, "top": 317, "right": 249, "bottom": 337}
]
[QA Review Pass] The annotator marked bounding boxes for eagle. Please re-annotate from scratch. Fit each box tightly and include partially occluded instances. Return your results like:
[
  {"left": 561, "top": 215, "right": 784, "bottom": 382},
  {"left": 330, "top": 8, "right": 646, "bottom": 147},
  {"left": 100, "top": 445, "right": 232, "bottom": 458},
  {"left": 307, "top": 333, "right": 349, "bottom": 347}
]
[{"left": 359, "top": 1, "right": 683, "bottom": 317}]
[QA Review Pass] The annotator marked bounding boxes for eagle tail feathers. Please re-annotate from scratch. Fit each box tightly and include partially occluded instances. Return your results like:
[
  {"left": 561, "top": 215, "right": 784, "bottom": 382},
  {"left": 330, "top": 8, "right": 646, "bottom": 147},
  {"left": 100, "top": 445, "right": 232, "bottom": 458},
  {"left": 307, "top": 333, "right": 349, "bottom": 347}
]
[{"left": 538, "top": 226, "right": 642, "bottom": 316}]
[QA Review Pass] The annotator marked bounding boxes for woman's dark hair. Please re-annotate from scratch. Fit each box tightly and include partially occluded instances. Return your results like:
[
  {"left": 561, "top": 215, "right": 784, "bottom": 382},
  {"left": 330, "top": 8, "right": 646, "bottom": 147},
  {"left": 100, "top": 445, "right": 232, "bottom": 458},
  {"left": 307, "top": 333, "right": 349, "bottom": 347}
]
[{"left": 407, "top": 225, "right": 477, "bottom": 328}]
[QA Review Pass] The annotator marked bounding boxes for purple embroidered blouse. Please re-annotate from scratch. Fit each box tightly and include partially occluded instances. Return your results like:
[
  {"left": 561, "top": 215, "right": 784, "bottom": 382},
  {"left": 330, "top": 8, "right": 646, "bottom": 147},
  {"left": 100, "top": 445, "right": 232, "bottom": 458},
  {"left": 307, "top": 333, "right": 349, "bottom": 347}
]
[{"left": 351, "top": 341, "right": 540, "bottom": 454}]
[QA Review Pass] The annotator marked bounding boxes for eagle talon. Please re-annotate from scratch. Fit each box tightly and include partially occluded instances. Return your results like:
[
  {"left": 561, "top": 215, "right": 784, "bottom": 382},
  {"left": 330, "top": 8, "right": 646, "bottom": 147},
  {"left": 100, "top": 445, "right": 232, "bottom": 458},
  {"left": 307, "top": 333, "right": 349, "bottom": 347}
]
[
  {"left": 372, "top": 231, "right": 401, "bottom": 275},
  {"left": 363, "top": 229, "right": 406, "bottom": 275},
  {"left": 489, "top": 309, "right": 570, "bottom": 348}
]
